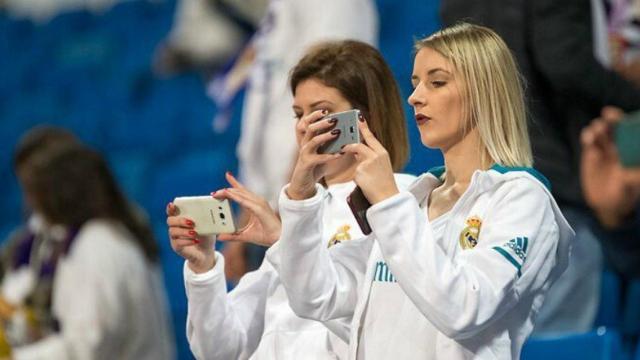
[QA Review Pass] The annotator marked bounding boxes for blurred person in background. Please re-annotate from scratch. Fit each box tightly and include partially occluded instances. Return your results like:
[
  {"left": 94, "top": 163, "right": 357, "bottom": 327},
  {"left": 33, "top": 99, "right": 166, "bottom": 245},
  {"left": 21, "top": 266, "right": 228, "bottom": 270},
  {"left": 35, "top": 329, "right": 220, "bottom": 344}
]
[
  {"left": 0, "top": 127, "right": 80, "bottom": 358},
  {"left": 1, "top": 132, "right": 174, "bottom": 360},
  {"left": 441, "top": 0, "right": 640, "bottom": 335},
  {"left": 593, "top": 0, "right": 640, "bottom": 87},
  {"left": 581, "top": 106, "right": 640, "bottom": 279},
  {"left": 165, "top": 39, "right": 413, "bottom": 359},
  {"left": 153, "top": 0, "right": 268, "bottom": 77}
]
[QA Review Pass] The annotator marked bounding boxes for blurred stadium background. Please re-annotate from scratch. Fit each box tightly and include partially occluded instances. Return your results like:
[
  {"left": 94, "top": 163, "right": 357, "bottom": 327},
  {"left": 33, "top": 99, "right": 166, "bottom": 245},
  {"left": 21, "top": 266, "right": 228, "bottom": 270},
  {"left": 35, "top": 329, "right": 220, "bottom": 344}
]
[{"left": 1, "top": 1, "right": 639, "bottom": 359}]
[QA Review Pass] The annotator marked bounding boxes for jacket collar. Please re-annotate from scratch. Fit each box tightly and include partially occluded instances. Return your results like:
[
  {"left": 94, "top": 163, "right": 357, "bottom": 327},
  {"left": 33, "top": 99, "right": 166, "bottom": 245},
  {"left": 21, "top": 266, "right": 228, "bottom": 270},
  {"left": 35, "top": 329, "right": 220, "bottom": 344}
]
[{"left": 405, "top": 164, "right": 552, "bottom": 204}]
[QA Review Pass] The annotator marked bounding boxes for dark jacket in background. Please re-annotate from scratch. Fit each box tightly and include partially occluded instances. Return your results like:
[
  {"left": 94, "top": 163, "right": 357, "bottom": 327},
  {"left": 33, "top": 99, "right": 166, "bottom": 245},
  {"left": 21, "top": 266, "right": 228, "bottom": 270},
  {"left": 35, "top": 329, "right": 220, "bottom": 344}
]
[{"left": 441, "top": 0, "right": 640, "bottom": 209}]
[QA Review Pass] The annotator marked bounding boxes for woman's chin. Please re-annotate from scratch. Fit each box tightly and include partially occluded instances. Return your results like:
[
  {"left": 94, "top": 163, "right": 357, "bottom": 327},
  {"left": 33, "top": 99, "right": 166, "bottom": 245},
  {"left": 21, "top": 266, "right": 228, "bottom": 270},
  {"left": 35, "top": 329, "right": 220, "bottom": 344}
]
[{"left": 419, "top": 135, "right": 442, "bottom": 149}]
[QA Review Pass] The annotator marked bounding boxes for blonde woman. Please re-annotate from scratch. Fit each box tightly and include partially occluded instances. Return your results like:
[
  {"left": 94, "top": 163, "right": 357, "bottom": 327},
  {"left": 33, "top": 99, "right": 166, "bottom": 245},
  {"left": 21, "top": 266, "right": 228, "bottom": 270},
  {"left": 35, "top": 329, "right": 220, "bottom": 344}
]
[{"left": 269, "top": 23, "right": 574, "bottom": 359}]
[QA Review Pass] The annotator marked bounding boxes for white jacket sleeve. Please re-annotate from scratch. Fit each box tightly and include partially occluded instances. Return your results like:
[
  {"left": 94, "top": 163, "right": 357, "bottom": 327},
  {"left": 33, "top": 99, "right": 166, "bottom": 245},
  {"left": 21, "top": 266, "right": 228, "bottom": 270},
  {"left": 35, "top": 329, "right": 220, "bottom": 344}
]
[
  {"left": 270, "top": 184, "right": 372, "bottom": 322},
  {"left": 368, "top": 179, "right": 561, "bottom": 340},
  {"left": 185, "top": 252, "right": 274, "bottom": 360}
]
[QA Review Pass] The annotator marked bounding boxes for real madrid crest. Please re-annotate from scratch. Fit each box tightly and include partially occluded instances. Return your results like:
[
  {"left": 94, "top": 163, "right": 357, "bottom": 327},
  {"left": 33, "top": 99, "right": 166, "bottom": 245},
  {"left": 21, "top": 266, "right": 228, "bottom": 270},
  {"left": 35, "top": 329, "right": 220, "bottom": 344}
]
[
  {"left": 328, "top": 225, "right": 352, "bottom": 247},
  {"left": 459, "top": 216, "right": 482, "bottom": 250}
]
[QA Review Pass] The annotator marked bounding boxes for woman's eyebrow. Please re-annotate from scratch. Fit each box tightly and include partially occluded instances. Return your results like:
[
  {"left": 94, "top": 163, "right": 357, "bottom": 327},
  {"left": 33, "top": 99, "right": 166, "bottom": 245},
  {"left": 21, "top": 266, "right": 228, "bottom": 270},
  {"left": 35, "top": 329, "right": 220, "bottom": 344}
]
[
  {"left": 310, "top": 100, "right": 335, "bottom": 108},
  {"left": 427, "top": 68, "right": 451, "bottom": 75}
]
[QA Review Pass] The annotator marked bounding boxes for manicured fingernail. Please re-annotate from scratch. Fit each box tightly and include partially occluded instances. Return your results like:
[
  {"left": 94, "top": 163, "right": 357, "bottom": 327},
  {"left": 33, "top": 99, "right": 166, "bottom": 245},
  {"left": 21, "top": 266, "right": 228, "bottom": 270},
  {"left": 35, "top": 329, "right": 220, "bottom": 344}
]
[
  {"left": 330, "top": 129, "right": 341, "bottom": 135},
  {"left": 193, "top": 239, "right": 200, "bottom": 244},
  {"left": 186, "top": 220, "right": 194, "bottom": 226},
  {"left": 189, "top": 230, "right": 197, "bottom": 236},
  {"left": 226, "top": 170, "right": 232, "bottom": 176},
  {"left": 328, "top": 118, "right": 338, "bottom": 124}
]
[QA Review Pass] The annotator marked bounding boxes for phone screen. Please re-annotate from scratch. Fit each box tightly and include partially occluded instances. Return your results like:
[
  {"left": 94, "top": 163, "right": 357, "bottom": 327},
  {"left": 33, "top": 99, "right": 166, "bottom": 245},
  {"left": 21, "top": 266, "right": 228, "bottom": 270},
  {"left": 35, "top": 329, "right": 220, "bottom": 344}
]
[{"left": 615, "top": 110, "right": 640, "bottom": 168}]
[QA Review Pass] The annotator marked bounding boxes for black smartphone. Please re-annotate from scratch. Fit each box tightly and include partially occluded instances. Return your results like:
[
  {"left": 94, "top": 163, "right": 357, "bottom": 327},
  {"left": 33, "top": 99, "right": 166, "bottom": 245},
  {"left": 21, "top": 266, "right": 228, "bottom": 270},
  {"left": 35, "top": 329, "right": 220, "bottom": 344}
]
[{"left": 347, "top": 186, "right": 372, "bottom": 235}]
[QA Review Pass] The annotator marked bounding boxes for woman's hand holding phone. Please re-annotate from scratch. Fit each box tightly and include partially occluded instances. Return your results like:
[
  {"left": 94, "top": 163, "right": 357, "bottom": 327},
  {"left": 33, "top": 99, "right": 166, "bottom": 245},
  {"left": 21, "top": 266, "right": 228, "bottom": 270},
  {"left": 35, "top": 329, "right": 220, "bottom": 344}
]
[
  {"left": 288, "top": 109, "right": 343, "bottom": 200},
  {"left": 213, "top": 172, "right": 281, "bottom": 247},
  {"left": 342, "top": 116, "right": 399, "bottom": 205},
  {"left": 581, "top": 106, "right": 640, "bottom": 228},
  {"left": 166, "top": 203, "right": 216, "bottom": 274}
]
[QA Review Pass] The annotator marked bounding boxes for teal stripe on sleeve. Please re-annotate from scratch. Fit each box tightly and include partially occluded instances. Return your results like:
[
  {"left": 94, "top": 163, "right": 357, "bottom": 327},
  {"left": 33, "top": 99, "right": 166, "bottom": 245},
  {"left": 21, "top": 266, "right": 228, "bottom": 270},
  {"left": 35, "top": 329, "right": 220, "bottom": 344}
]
[{"left": 492, "top": 246, "right": 522, "bottom": 277}]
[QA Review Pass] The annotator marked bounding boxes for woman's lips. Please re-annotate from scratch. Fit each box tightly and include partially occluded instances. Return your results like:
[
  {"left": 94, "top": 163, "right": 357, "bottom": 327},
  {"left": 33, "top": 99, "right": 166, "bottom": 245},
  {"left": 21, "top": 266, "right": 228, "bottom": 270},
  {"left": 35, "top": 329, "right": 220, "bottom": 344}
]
[{"left": 415, "top": 114, "right": 430, "bottom": 125}]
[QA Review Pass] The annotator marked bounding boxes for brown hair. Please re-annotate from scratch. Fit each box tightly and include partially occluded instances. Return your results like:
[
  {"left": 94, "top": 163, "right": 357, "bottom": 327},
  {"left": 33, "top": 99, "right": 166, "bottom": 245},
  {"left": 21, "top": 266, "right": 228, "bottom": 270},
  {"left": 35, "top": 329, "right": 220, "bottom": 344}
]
[
  {"left": 19, "top": 143, "right": 159, "bottom": 262},
  {"left": 290, "top": 40, "right": 409, "bottom": 171},
  {"left": 13, "top": 126, "right": 79, "bottom": 171}
]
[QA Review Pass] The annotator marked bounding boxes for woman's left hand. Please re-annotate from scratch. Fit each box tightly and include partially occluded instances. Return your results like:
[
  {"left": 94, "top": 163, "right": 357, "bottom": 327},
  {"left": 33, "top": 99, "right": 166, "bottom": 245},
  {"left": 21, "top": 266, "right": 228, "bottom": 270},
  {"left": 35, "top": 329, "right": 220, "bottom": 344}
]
[{"left": 342, "top": 116, "right": 399, "bottom": 204}]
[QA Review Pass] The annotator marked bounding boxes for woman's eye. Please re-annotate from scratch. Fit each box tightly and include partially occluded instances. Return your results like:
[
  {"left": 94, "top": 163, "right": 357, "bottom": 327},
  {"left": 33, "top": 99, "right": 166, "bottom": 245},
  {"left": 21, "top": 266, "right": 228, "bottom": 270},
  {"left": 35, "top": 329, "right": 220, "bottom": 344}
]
[
  {"left": 293, "top": 113, "right": 303, "bottom": 120},
  {"left": 431, "top": 81, "right": 446, "bottom": 88},
  {"left": 312, "top": 108, "right": 330, "bottom": 115}
]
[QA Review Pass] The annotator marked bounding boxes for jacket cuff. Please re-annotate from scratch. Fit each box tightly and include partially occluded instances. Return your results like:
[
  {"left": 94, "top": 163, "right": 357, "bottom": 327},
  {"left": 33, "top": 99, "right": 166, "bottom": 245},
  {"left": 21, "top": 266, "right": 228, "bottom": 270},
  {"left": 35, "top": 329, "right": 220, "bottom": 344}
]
[
  {"left": 367, "top": 191, "right": 415, "bottom": 225},
  {"left": 279, "top": 183, "right": 326, "bottom": 212},
  {"left": 183, "top": 251, "right": 224, "bottom": 285}
]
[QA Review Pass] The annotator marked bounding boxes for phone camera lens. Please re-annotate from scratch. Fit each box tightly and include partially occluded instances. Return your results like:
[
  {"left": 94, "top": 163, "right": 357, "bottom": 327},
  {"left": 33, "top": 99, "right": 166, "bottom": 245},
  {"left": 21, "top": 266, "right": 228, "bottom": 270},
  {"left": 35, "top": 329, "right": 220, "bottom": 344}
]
[{"left": 219, "top": 213, "right": 225, "bottom": 219}]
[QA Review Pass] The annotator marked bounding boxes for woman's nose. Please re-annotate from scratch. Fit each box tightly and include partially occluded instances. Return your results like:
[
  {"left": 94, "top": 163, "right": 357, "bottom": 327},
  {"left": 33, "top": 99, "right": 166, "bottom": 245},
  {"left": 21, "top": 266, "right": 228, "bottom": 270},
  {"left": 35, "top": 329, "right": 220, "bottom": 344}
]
[{"left": 408, "top": 84, "right": 424, "bottom": 107}]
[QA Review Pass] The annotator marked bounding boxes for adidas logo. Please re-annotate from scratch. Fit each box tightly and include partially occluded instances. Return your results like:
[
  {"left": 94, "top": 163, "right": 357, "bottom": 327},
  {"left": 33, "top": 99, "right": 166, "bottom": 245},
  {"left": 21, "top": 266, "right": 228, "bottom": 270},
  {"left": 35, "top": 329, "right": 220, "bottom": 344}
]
[
  {"left": 373, "top": 261, "right": 397, "bottom": 283},
  {"left": 505, "top": 237, "right": 528, "bottom": 261},
  {"left": 492, "top": 236, "right": 529, "bottom": 277}
]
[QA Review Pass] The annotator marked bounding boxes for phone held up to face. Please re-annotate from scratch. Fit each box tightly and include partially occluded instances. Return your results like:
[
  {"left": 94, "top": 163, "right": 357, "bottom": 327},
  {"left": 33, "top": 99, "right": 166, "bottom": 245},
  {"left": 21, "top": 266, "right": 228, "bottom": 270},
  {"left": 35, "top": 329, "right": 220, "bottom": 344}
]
[
  {"left": 173, "top": 196, "right": 237, "bottom": 235},
  {"left": 318, "top": 109, "right": 362, "bottom": 154}
]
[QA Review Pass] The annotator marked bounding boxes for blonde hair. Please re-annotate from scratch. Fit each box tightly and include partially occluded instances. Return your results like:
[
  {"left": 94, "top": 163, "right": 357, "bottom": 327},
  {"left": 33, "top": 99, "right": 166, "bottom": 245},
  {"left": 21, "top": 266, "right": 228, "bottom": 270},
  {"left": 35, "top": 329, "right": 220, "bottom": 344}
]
[{"left": 415, "top": 22, "right": 532, "bottom": 167}]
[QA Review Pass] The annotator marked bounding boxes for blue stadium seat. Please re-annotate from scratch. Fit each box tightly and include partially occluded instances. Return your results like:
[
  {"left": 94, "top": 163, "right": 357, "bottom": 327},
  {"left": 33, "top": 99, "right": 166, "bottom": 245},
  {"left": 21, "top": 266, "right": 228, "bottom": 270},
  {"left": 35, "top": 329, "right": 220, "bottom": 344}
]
[
  {"left": 622, "top": 280, "right": 640, "bottom": 336},
  {"left": 522, "top": 328, "right": 627, "bottom": 360},
  {"left": 0, "top": 180, "right": 22, "bottom": 242},
  {"left": 107, "top": 150, "right": 152, "bottom": 204},
  {"left": 595, "top": 270, "right": 623, "bottom": 328},
  {"left": 143, "top": 148, "right": 237, "bottom": 217},
  {"left": 0, "top": 224, "right": 17, "bottom": 246}
]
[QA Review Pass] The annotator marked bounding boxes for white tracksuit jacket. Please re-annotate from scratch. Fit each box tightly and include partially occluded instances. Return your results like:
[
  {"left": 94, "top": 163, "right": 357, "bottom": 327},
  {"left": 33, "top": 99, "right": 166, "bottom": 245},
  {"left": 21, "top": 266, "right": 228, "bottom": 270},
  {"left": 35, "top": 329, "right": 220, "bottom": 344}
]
[
  {"left": 184, "top": 175, "right": 415, "bottom": 359},
  {"left": 267, "top": 165, "right": 574, "bottom": 359}
]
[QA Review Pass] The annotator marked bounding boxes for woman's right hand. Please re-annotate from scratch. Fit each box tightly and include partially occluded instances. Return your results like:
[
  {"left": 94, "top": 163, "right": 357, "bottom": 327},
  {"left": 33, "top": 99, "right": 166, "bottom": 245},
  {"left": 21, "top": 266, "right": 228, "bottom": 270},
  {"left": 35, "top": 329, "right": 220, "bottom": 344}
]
[
  {"left": 288, "top": 110, "right": 343, "bottom": 200},
  {"left": 166, "top": 203, "right": 216, "bottom": 274}
]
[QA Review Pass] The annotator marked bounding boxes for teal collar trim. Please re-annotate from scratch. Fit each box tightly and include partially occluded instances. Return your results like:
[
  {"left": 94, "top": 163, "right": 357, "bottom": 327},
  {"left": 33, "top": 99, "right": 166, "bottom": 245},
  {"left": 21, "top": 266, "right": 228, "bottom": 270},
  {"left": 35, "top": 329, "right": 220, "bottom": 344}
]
[
  {"left": 426, "top": 165, "right": 446, "bottom": 179},
  {"left": 425, "top": 164, "right": 551, "bottom": 190},
  {"left": 489, "top": 164, "right": 551, "bottom": 190}
]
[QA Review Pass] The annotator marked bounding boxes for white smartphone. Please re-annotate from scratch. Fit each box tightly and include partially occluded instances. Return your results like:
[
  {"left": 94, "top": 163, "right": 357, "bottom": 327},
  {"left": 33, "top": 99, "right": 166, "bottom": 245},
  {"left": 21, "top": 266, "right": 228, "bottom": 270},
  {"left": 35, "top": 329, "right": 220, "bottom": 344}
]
[
  {"left": 318, "top": 109, "right": 362, "bottom": 154},
  {"left": 173, "top": 196, "right": 237, "bottom": 235}
]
